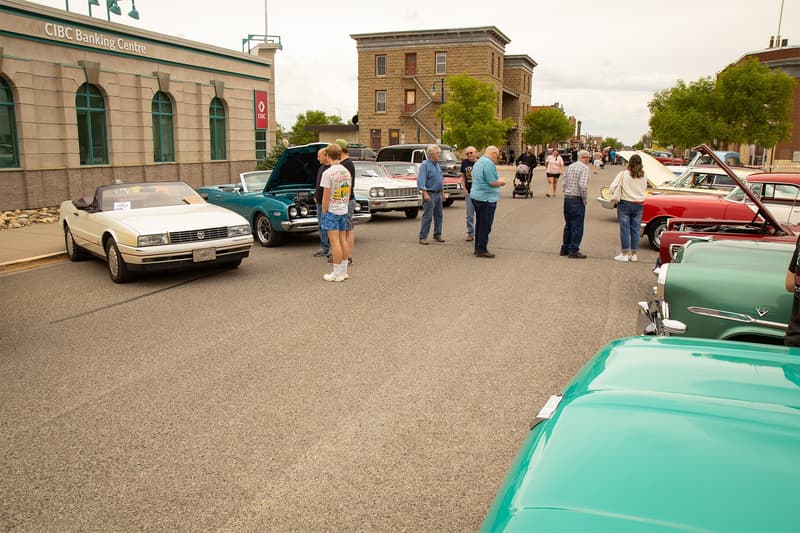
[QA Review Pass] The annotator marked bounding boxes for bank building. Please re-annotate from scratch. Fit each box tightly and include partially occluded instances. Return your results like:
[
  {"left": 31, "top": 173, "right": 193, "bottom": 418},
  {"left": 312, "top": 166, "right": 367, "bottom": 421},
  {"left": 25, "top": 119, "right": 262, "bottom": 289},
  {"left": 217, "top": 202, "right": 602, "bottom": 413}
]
[{"left": 0, "top": 0, "right": 279, "bottom": 211}]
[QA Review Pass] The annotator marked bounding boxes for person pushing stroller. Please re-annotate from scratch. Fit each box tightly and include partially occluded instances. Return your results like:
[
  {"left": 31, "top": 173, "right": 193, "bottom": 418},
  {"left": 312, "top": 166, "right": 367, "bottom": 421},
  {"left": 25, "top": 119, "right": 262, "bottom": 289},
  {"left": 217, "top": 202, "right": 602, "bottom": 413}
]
[{"left": 513, "top": 146, "right": 538, "bottom": 198}]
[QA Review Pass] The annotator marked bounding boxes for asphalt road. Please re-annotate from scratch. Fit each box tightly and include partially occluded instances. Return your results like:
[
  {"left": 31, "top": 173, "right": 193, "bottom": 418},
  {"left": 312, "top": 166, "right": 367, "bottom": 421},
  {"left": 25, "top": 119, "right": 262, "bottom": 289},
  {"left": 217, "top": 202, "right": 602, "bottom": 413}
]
[{"left": 0, "top": 164, "right": 660, "bottom": 531}]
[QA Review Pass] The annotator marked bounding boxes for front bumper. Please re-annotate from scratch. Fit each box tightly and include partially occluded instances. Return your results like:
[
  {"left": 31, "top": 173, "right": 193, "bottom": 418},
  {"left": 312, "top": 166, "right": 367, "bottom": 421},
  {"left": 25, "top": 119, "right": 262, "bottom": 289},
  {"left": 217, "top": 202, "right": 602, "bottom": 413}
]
[
  {"left": 119, "top": 237, "right": 253, "bottom": 270},
  {"left": 368, "top": 197, "right": 422, "bottom": 211},
  {"left": 279, "top": 212, "right": 372, "bottom": 231},
  {"left": 444, "top": 185, "right": 465, "bottom": 199}
]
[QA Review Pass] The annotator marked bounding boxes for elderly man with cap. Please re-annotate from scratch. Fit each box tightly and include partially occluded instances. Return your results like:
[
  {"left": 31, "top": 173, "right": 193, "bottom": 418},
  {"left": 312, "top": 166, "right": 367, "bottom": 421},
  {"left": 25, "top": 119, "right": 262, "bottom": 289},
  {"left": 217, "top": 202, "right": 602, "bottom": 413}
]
[{"left": 560, "top": 149, "right": 592, "bottom": 259}]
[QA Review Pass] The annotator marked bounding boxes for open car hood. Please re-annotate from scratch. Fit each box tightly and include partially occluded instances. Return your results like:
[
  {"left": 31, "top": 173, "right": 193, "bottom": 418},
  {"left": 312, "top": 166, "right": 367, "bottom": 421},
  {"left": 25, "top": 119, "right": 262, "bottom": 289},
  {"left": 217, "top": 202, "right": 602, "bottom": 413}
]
[
  {"left": 264, "top": 142, "right": 326, "bottom": 192},
  {"left": 694, "top": 144, "right": 787, "bottom": 233},
  {"left": 616, "top": 151, "right": 675, "bottom": 187}
]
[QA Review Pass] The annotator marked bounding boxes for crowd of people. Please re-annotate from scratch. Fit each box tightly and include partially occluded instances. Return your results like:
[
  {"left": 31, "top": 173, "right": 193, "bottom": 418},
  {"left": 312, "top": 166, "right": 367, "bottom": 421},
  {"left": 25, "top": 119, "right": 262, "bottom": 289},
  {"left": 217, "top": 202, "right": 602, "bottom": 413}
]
[{"left": 311, "top": 141, "right": 645, "bottom": 281}]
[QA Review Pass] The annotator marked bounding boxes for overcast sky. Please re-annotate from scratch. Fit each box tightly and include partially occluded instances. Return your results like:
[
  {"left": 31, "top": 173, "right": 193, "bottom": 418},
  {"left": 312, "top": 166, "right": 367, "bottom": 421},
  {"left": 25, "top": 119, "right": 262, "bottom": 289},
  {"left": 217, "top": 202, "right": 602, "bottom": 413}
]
[{"left": 30, "top": 0, "right": 800, "bottom": 145}]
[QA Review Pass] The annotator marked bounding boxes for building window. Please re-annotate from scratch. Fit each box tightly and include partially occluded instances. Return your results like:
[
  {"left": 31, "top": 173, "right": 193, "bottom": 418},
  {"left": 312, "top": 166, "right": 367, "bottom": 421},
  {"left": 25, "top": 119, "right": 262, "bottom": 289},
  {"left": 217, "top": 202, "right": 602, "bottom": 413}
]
[
  {"left": 435, "top": 52, "right": 446, "bottom": 75},
  {"left": 375, "top": 90, "right": 386, "bottom": 113},
  {"left": 376, "top": 54, "right": 386, "bottom": 76},
  {"left": 151, "top": 91, "right": 174, "bottom": 163},
  {"left": 404, "top": 53, "right": 417, "bottom": 76},
  {"left": 0, "top": 78, "right": 20, "bottom": 168},
  {"left": 491, "top": 53, "right": 495, "bottom": 76},
  {"left": 209, "top": 97, "right": 226, "bottom": 160},
  {"left": 255, "top": 129, "right": 267, "bottom": 161},
  {"left": 75, "top": 83, "right": 108, "bottom": 165}
]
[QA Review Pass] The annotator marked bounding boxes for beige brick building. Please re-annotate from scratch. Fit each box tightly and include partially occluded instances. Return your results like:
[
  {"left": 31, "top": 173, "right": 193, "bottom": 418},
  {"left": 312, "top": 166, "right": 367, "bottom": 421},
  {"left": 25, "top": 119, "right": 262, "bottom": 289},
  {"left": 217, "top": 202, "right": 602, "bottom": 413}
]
[
  {"left": 350, "top": 27, "right": 535, "bottom": 155},
  {"left": 0, "top": 0, "right": 280, "bottom": 210}
]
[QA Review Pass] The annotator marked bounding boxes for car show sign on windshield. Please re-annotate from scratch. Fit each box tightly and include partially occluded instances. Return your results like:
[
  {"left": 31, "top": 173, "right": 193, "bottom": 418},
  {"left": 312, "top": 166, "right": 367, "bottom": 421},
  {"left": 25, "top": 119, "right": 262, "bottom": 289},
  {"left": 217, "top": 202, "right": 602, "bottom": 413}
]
[{"left": 254, "top": 90, "right": 268, "bottom": 130}]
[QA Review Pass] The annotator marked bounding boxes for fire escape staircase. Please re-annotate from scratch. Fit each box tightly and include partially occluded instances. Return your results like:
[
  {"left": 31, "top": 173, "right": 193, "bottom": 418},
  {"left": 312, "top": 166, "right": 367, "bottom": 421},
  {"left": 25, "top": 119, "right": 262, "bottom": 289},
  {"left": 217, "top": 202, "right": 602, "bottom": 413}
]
[{"left": 407, "top": 76, "right": 439, "bottom": 142}]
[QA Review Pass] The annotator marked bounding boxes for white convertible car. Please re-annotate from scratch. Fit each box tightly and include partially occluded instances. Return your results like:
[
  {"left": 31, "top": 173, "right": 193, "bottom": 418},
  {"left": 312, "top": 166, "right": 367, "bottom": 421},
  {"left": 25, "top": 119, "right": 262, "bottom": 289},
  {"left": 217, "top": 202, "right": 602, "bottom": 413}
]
[{"left": 59, "top": 181, "right": 253, "bottom": 283}]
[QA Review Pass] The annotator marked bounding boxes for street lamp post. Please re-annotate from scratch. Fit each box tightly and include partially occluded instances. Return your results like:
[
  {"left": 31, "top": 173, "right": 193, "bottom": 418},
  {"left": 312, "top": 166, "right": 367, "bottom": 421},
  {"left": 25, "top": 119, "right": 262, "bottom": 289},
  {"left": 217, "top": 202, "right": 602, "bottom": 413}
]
[
  {"left": 432, "top": 78, "right": 445, "bottom": 142},
  {"left": 65, "top": 0, "right": 139, "bottom": 20}
]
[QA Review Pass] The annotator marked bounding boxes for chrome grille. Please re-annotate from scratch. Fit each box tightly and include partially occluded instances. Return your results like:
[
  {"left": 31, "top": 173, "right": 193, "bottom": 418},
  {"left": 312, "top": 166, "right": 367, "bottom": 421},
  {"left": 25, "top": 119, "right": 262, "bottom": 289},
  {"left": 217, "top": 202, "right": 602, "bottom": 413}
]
[
  {"left": 385, "top": 187, "right": 419, "bottom": 198},
  {"left": 169, "top": 226, "right": 228, "bottom": 244}
]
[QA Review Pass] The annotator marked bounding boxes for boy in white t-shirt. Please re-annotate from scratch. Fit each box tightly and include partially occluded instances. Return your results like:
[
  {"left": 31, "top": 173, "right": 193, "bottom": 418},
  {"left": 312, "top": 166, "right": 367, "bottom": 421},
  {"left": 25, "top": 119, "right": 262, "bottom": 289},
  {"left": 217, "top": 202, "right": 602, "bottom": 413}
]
[{"left": 320, "top": 143, "right": 352, "bottom": 282}]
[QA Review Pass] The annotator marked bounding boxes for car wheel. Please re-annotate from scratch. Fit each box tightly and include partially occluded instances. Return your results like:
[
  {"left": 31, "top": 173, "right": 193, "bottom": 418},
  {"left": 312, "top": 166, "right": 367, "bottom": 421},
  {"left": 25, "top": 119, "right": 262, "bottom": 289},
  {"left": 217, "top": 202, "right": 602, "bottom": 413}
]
[
  {"left": 254, "top": 213, "right": 282, "bottom": 247},
  {"left": 64, "top": 225, "right": 87, "bottom": 261},
  {"left": 647, "top": 218, "right": 669, "bottom": 250},
  {"left": 105, "top": 238, "right": 131, "bottom": 283},
  {"left": 404, "top": 207, "right": 419, "bottom": 219},
  {"left": 442, "top": 198, "right": 454, "bottom": 207}
]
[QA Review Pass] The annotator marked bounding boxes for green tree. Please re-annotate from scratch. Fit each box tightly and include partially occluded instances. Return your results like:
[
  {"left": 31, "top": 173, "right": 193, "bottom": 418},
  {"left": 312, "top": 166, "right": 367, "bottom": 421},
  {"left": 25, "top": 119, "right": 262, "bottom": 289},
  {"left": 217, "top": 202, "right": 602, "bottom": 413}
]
[
  {"left": 603, "top": 137, "right": 623, "bottom": 150},
  {"left": 714, "top": 58, "right": 796, "bottom": 147},
  {"left": 521, "top": 107, "right": 574, "bottom": 147},
  {"left": 648, "top": 77, "right": 716, "bottom": 149},
  {"left": 437, "top": 74, "right": 514, "bottom": 148},
  {"left": 288, "top": 110, "right": 342, "bottom": 145}
]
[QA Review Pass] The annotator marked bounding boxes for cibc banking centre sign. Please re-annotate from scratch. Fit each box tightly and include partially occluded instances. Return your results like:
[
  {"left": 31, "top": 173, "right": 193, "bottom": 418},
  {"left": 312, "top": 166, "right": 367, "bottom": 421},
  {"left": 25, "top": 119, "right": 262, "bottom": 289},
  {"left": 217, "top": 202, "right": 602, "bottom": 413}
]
[{"left": 44, "top": 22, "right": 148, "bottom": 54}]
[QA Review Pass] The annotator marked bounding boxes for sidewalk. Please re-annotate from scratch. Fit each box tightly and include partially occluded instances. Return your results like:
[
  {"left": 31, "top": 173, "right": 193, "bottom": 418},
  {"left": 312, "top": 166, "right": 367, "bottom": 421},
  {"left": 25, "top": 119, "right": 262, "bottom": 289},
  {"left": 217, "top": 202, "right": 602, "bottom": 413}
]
[{"left": 0, "top": 222, "right": 65, "bottom": 269}]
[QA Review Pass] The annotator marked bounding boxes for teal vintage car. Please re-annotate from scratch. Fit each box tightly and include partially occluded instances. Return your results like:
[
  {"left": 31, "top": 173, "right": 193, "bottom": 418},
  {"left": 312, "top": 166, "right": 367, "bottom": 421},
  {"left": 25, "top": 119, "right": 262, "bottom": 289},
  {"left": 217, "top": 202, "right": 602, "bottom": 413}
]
[
  {"left": 198, "top": 143, "right": 370, "bottom": 247},
  {"left": 481, "top": 336, "right": 800, "bottom": 532},
  {"left": 639, "top": 238, "right": 793, "bottom": 345}
]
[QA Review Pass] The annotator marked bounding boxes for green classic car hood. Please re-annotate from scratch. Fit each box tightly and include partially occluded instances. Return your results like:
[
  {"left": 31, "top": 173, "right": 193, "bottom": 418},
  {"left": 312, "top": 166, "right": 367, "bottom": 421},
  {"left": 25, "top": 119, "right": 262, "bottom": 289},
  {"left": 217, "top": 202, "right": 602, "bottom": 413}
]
[
  {"left": 677, "top": 238, "right": 795, "bottom": 267},
  {"left": 481, "top": 337, "right": 800, "bottom": 532},
  {"left": 264, "top": 142, "right": 327, "bottom": 192}
]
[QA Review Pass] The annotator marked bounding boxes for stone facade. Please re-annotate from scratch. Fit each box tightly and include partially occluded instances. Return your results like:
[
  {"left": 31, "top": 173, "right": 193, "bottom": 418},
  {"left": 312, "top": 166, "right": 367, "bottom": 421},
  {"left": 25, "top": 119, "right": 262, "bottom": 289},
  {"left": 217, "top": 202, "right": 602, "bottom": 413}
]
[
  {"left": 0, "top": 0, "right": 280, "bottom": 210},
  {"left": 350, "top": 27, "right": 535, "bottom": 155}
]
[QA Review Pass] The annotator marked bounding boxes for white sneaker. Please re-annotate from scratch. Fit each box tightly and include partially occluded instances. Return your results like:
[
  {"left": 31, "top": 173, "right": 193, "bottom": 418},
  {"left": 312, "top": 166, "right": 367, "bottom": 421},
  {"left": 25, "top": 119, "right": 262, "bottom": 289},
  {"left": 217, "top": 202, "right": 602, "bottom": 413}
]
[
  {"left": 323, "top": 272, "right": 346, "bottom": 282},
  {"left": 629, "top": 254, "right": 638, "bottom": 262},
  {"left": 613, "top": 254, "right": 629, "bottom": 262}
]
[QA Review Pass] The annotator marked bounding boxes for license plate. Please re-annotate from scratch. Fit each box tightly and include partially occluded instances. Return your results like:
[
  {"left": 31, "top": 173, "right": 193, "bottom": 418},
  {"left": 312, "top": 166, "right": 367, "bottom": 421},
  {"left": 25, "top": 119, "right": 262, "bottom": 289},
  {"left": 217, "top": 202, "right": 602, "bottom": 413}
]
[{"left": 193, "top": 248, "right": 216, "bottom": 262}]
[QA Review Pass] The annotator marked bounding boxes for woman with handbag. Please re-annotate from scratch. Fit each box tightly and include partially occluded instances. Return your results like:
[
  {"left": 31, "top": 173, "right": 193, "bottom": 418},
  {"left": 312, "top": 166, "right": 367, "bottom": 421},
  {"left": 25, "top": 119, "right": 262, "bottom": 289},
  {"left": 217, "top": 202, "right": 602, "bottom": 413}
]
[{"left": 608, "top": 154, "right": 648, "bottom": 262}]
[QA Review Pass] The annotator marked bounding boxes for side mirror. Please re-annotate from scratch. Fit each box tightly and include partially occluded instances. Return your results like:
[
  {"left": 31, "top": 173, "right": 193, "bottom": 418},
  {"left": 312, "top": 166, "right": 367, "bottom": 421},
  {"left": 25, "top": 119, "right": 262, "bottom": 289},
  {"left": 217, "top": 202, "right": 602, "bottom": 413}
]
[
  {"left": 72, "top": 198, "right": 91, "bottom": 210},
  {"left": 199, "top": 192, "right": 209, "bottom": 200}
]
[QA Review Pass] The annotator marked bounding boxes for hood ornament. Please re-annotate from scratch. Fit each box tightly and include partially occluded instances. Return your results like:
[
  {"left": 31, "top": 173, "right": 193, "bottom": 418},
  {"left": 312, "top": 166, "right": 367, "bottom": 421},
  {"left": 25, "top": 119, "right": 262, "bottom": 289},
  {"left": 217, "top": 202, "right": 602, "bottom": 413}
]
[{"left": 755, "top": 307, "right": 768, "bottom": 317}]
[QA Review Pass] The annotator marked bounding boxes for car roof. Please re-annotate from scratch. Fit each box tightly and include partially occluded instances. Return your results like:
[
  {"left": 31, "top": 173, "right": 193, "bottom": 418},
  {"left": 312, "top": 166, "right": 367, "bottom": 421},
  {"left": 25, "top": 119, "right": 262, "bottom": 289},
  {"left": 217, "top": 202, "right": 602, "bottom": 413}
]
[
  {"left": 378, "top": 143, "right": 454, "bottom": 150},
  {"left": 746, "top": 173, "right": 800, "bottom": 184},
  {"left": 482, "top": 336, "right": 800, "bottom": 531}
]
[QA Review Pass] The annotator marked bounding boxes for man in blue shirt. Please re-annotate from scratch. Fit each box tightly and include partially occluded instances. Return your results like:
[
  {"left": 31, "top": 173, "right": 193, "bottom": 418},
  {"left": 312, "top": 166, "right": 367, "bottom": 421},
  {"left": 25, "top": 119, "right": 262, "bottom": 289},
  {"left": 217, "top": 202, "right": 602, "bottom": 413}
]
[
  {"left": 416, "top": 145, "right": 445, "bottom": 245},
  {"left": 470, "top": 146, "right": 507, "bottom": 258}
]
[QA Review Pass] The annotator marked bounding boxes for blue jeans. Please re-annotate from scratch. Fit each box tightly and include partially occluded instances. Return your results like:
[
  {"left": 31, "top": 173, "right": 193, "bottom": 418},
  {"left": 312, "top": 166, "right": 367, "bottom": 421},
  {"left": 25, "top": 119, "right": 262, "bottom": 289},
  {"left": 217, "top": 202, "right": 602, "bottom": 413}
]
[
  {"left": 419, "top": 191, "right": 443, "bottom": 239},
  {"left": 617, "top": 200, "right": 643, "bottom": 252},
  {"left": 472, "top": 198, "right": 497, "bottom": 253},
  {"left": 316, "top": 201, "right": 329, "bottom": 252},
  {"left": 561, "top": 197, "right": 585, "bottom": 254},
  {"left": 465, "top": 192, "right": 475, "bottom": 237}
]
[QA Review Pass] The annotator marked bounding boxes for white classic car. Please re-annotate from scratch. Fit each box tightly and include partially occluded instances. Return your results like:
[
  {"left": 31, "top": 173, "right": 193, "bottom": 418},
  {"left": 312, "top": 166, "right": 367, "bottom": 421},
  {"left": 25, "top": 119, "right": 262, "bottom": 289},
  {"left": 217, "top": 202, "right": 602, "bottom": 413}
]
[
  {"left": 353, "top": 161, "right": 423, "bottom": 219},
  {"left": 59, "top": 181, "right": 254, "bottom": 283}
]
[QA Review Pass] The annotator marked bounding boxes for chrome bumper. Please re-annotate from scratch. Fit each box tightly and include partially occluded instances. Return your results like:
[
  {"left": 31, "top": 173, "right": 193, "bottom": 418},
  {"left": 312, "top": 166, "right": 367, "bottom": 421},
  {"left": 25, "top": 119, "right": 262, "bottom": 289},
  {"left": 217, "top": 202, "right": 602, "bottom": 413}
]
[
  {"left": 280, "top": 212, "right": 372, "bottom": 232},
  {"left": 637, "top": 299, "right": 687, "bottom": 336},
  {"left": 369, "top": 197, "right": 422, "bottom": 210},
  {"left": 120, "top": 237, "right": 253, "bottom": 266}
]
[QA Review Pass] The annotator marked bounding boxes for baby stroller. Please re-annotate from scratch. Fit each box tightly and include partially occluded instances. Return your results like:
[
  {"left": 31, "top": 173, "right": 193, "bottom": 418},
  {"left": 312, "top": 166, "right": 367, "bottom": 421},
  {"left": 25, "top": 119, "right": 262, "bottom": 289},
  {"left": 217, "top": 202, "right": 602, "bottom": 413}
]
[{"left": 512, "top": 163, "right": 533, "bottom": 198}]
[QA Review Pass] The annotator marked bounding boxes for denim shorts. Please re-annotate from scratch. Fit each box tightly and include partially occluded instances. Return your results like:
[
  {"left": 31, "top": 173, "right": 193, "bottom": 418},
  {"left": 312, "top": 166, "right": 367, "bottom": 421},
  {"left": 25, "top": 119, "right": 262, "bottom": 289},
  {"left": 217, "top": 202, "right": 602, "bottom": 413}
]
[{"left": 321, "top": 212, "right": 348, "bottom": 231}]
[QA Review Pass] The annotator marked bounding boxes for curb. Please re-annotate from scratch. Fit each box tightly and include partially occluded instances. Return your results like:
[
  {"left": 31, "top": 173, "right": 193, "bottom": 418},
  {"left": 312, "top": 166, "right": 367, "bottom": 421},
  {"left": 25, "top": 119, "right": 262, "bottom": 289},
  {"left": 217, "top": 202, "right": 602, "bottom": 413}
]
[{"left": 0, "top": 252, "right": 68, "bottom": 273}]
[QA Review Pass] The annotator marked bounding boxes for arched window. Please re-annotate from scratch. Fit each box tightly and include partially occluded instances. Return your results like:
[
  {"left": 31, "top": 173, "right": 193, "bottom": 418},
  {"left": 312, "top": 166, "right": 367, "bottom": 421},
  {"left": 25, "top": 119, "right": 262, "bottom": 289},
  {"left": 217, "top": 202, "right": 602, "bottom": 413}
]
[
  {"left": 151, "top": 91, "right": 174, "bottom": 162},
  {"left": 0, "top": 78, "right": 20, "bottom": 168},
  {"left": 75, "top": 83, "right": 108, "bottom": 165},
  {"left": 209, "top": 97, "right": 226, "bottom": 160}
]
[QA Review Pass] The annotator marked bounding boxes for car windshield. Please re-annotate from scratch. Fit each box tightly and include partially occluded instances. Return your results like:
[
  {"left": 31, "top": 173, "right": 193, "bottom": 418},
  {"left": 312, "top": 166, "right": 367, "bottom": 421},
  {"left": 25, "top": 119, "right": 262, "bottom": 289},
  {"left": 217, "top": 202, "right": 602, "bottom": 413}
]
[
  {"left": 439, "top": 150, "right": 458, "bottom": 163},
  {"left": 241, "top": 171, "right": 272, "bottom": 192},
  {"left": 383, "top": 163, "right": 418, "bottom": 176},
  {"left": 725, "top": 182, "right": 762, "bottom": 203},
  {"left": 354, "top": 162, "right": 386, "bottom": 177},
  {"left": 98, "top": 182, "right": 202, "bottom": 211}
]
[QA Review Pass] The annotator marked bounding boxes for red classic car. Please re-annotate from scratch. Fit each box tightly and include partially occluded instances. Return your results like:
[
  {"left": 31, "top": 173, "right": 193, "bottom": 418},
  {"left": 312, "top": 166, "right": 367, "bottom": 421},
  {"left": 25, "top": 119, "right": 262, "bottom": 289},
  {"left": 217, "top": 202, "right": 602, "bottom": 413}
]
[
  {"left": 642, "top": 172, "right": 800, "bottom": 250},
  {"left": 650, "top": 150, "right": 685, "bottom": 166},
  {"left": 654, "top": 146, "right": 798, "bottom": 263},
  {"left": 379, "top": 161, "right": 465, "bottom": 207}
]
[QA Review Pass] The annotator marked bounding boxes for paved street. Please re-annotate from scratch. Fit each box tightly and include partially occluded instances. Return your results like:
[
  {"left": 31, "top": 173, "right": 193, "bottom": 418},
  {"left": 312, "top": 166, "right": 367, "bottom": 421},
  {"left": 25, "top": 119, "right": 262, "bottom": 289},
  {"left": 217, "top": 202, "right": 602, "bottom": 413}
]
[{"left": 0, "top": 164, "right": 659, "bottom": 530}]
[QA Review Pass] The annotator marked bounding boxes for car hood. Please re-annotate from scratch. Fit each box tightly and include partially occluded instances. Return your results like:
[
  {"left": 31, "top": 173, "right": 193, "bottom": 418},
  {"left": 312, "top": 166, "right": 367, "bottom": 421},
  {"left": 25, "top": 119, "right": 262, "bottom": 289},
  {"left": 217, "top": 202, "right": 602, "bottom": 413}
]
[
  {"left": 616, "top": 151, "right": 675, "bottom": 187},
  {"left": 100, "top": 204, "right": 249, "bottom": 234},
  {"left": 264, "top": 142, "right": 327, "bottom": 192},
  {"left": 646, "top": 192, "right": 726, "bottom": 206},
  {"left": 481, "top": 337, "right": 800, "bottom": 532},
  {"left": 677, "top": 238, "right": 794, "bottom": 267}
]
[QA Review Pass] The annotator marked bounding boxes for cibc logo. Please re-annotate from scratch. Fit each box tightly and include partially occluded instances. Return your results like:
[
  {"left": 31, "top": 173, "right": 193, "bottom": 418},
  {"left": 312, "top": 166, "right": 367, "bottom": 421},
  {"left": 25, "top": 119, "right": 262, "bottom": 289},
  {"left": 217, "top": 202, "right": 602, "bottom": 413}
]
[{"left": 44, "top": 23, "right": 73, "bottom": 40}]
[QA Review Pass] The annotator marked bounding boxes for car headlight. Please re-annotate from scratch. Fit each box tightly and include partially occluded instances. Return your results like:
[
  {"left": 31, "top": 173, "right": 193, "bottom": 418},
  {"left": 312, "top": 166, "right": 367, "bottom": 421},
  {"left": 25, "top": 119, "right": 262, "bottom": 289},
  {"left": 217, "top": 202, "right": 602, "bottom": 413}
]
[
  {"left": 227, "top": 224, "right": 251, "bottom": 237},
  {"left": 456, "top": 183, "right": 463, "bottom": 190},
  {"left": 369, "top": 187, "right": 385, "bottom": 198},
  {"left": 137, "top": 233, "right": 168, "bottom": 246},
  {"left": 299, "top": 205, "right": 309, "bottom": 216},
  {"left": 288, "top": 206, "right": 299, "bottom": 218}
]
